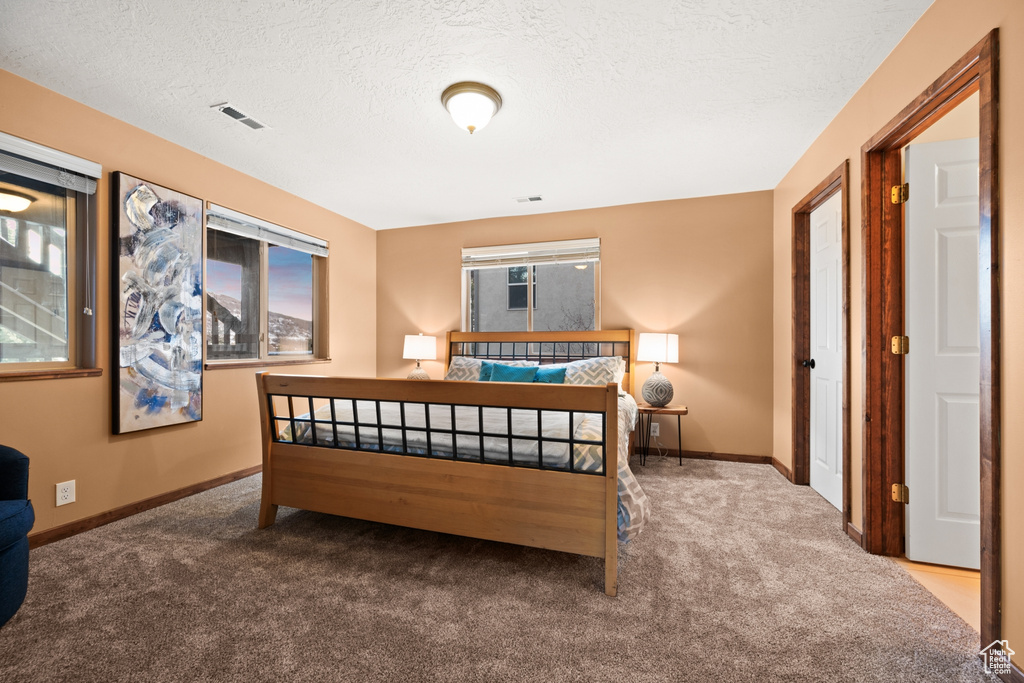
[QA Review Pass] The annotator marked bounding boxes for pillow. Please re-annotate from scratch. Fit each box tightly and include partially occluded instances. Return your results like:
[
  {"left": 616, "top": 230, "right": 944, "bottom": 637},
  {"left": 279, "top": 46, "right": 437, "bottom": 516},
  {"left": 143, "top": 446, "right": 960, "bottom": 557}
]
[
  {"left": 444, "top": 357, "right": 536, "bottom": 381},
  {"left": 477, "top": 360, "right": 539, "bottom": 381},
  {"left": 613, "top": 357, "right": 627, "bottom": 394},
  {"left": 478, "top": 361, "right": 502, "bottom": 381},
  {"left": 486, "top": 364, "right": 538, "bottom": 383},
  {"left": 533, "top": 366, "right": 567, "bottom": 384},
  {"left": 564, "top": 356, "right": 622, "bottom": 386},
  {"left": 444, "top": 356, "right": 485, "bottom": 381}
]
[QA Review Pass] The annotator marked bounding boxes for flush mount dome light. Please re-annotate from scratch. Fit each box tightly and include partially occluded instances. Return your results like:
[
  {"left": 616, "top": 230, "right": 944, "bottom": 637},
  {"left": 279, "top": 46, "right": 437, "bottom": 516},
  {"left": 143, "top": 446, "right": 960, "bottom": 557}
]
[
  {"left": 0, "top": 189, "right": 35, "bottom": 212},
  {"left": 441, "top": 82, "right": 502, "bottom": 134}
]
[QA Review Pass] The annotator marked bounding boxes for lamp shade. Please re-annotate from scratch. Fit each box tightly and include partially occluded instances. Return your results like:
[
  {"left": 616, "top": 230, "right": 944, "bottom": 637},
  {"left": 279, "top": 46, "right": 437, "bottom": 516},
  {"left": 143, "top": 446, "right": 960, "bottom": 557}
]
[
  {"left": 403, "top": 334, "right": 437, "bottom": 361},
  {"left": 636, "top": 333, "right": 679, "bottom": 364}
]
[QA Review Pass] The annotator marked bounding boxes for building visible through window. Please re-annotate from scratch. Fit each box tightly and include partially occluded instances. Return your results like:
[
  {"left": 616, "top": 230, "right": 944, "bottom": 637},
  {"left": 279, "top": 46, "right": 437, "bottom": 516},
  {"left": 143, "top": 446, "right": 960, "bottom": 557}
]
[
  {"left": 463, "top": 239, "right": 599, "bottom": 332},
  {"left": 0, "top": 133, "right": 100, "bottom": 374},
  {"left": 0, "top": 185, "right": 70, "bottom": 363},
  {"left": 206, "top": 230, "right": 259, "bottom": 359},
  {"left": 506, "top": 265, "right": 536, "bottom": 310}
]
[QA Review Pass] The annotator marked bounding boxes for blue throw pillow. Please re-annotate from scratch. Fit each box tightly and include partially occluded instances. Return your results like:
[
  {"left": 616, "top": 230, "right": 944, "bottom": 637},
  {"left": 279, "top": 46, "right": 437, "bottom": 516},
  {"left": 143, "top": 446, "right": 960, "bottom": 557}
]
[
  {"left": 479, "top": 360, "right": 495, "bottom": 382},
  {"left": 533, "top": 366, "right": 567, "bottom": 384},
  {"left": 478, "top": 361, "right": 498, "bottom": 381},
  {"left": 479, "top": 360, "right": 520, "bottom": 382},
  {"left": 478, "top": 360, "right": 540, "bottom": 381},
  {"left": 487, "top": 364, "right": 538, "bottom": 383}
]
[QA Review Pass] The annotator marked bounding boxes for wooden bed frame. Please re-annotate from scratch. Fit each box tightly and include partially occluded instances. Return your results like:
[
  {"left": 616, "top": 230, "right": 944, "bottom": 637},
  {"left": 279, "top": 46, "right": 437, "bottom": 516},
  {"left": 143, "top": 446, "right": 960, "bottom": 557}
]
[{"left": 256, "top": 329, "right": 636, "bottom": 596}]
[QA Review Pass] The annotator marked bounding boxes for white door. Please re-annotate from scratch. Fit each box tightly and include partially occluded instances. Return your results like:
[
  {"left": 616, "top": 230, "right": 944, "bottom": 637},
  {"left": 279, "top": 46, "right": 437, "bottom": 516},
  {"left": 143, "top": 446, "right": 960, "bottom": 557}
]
[
  {"left": 809, "top": 192, "right": 843, "bottom": 510},
  {"left": 905, "top": 137, "right": 980, "bottom": 569}
]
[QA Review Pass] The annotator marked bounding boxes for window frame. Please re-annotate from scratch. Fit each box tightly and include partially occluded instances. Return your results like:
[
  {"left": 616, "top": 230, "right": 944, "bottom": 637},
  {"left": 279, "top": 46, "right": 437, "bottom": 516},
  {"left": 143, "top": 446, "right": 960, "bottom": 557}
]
[
  {"left": 506, "top": 265, "right": 537, "bottom": 311},
  {"left": 461, "top": 239, "right": 601, "bottom": 332},
  {"left": 0, "top": 133, "right": 100, "bottom": 382},
  {"left": 204, "top": 204, "right": 329, "bottom": 369}
]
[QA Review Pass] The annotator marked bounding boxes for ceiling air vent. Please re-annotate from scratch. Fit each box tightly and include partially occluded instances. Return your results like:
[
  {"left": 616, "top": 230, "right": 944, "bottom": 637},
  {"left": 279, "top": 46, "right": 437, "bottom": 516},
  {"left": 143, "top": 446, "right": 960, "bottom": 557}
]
[
  {"left": 211, "top": 103, "right": 268, "bottom": 130},
  {"left": 515, "top": 195, "right": 543, "bottom": 203}
]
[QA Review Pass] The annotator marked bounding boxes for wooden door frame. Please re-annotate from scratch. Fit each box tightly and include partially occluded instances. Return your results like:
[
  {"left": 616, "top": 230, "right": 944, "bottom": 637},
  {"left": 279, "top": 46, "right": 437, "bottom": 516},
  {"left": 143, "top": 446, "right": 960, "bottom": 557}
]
[
  {"left": 791, "top": 162, "right": 852, "bottom": 538},
  {"left": 860, "top": 29, "right": 1000, "bottom": 648}
]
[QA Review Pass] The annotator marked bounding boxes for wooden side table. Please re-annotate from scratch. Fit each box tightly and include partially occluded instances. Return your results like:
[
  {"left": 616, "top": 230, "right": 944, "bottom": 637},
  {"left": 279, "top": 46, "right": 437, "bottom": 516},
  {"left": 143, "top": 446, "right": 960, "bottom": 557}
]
[{"left": 636, "top": 403, "right": 688, "bottom": 466}]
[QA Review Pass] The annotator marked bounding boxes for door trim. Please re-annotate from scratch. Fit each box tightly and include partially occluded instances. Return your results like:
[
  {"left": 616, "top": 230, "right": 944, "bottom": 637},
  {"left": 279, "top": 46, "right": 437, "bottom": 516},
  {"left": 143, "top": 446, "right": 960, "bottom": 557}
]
[
  {"left": 860, "top": 29, "right": 1000, "bottom": 648},
  {"left": 791, "top": 162, "right": 851, "bottom": 537}
]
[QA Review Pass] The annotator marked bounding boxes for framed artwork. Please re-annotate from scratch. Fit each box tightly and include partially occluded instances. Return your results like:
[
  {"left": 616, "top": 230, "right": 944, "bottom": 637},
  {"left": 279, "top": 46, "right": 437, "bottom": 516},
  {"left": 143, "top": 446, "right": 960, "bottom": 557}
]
[{"left": 112, "top": 172, "right": 203, "bottom": 434}]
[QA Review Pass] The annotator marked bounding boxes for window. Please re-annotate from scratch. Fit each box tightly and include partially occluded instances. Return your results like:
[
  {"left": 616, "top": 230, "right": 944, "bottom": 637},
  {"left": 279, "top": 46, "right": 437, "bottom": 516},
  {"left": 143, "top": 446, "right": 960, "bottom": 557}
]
[
  {"left": 268, "top": 245, "right": 314, "bottom": 355},
  {"left": 206, "top": 230, "right": 259, "bottom": 359},
  {"left": 463, "top": 239, "right": 600, "bottom": 332},
  {"left": 506, "top": 266, "right": 536, "bottom": 310},
  {"left": 0, "top": 132, "right": 99, "bottom": 375},
  {"left": 205, "top": 204, "right": 327, "bottom": 363}
]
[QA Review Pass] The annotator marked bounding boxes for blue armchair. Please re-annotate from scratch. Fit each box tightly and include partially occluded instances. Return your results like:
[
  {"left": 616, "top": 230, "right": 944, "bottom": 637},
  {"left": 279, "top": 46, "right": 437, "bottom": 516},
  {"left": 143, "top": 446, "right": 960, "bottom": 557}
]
[{"left": 0, "top": 445, "right": 34, "bottom": 628}]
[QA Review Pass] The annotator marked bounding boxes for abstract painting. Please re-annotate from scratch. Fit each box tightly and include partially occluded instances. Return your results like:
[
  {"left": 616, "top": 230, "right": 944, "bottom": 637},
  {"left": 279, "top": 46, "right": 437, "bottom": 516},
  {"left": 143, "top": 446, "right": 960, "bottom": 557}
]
[{"left": 113, "top": 173, "right": 203, "bottom": 434}]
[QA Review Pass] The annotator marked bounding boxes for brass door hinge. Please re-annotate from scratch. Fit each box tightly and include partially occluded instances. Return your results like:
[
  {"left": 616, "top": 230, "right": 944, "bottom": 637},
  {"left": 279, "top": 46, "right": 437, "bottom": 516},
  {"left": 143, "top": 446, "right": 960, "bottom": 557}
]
[
  {"left": 891, "top": 483, "right": 910, "bottom": 504},
  {"left": 891, "top": 183, "right": 909, "bottom": 204},
  {"left": 891, "top": 335, "right": 910, "bottom": 355}
]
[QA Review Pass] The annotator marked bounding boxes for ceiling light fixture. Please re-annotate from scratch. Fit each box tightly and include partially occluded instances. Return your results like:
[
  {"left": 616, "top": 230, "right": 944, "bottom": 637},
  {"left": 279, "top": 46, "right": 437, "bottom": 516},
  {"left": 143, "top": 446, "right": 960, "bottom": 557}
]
[
  {"left": 441, "top": 82, "right": 502, "bottom": 135},
  {"left": 0, "top": 190, "right": 35, "bottom": 212}
]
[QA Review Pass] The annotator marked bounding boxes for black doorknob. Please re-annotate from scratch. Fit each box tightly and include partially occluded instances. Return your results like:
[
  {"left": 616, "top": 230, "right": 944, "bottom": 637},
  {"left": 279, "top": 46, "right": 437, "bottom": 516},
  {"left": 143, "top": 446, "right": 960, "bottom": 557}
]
[{"left": 802, "top": 359, "right": 816, "bottom": 369}]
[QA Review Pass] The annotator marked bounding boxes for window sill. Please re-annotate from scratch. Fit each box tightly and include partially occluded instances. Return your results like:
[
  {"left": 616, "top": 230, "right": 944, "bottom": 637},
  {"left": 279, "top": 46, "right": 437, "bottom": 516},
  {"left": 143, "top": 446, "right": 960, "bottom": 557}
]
[
  {"left": 205, "top": 357, "right": 332, "bottom": 371},
  {"left": 0, "top": 367, "right": 103, "bottom": 383}
]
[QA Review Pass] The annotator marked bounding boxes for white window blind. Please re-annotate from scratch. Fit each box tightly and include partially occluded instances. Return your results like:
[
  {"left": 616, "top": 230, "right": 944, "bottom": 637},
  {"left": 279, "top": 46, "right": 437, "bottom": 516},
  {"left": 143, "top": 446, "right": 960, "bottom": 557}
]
[
  {"left": 461, "top": 238, "right": 600, "bottom": 270},
  {"left": 206, "top": 204, "right": 329, "bottom": 257},
  {"left": 0, "top": 131, "right": 100, "bottom": 194}
]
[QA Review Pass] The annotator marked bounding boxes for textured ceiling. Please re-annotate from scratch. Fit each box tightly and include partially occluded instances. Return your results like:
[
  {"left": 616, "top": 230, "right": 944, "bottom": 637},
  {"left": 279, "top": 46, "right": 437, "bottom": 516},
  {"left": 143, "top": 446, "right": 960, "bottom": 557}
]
[{"left": 0, "top": 0, "right": 933, "bottom": 230}]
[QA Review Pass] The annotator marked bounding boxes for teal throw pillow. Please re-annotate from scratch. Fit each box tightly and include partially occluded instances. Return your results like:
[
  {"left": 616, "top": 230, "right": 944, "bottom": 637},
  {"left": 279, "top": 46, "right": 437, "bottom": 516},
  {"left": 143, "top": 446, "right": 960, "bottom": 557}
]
[
  {"left": 478, "top": 361, "right": 498, "bottom": 381},
  {"left": 478, "top": 360, "right": 541, "bottom": 380},
  {"left": 533, "top": 366, "right": 567, "bottom": 384},
  {"left": 487, "top": 364, "right": 538, "bottom": 383}
]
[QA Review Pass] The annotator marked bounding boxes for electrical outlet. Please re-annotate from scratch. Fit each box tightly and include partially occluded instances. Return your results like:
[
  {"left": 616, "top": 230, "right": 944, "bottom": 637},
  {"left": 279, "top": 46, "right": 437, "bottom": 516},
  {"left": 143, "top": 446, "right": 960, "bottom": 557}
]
[
  {"left": 56, "top": 480, "right": 76, "bottom": 506},
  {"left": 649, "top": 422, "right": 660, "bottom": 437}
]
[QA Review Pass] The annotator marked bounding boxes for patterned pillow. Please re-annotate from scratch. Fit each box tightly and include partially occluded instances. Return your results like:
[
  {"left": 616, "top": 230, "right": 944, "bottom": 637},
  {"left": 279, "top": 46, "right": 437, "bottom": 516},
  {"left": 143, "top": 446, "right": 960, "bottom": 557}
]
[
  {"left": 564, "top": 356, "right": 622, "bottom": 386},
  {"left": 444, "top": 356, "right": 485, "bottom": 381},
  {"left": 444, "top": 356, "right": 537, "bottom": 381}
]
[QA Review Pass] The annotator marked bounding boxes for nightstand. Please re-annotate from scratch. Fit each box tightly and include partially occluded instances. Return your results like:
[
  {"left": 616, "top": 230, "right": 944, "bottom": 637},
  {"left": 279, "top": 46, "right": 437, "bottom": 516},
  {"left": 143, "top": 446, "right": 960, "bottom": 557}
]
[{"left": 636, "top": 403, "right": 688, "bottom": 466}]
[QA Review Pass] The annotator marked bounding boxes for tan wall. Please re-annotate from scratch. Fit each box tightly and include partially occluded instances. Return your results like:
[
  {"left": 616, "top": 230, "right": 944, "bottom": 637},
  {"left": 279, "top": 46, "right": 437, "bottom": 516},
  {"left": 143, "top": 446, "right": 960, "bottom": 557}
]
[
  {"left": 771, "top": 0, "right": 1022, "bottom": 656},
  {"left": 0, "top": 71, "right": 377, "bottom": 537},
  {"left": 909, "top": 91, "right": 979, "bottom": 146},
  {"left": 377, "top": 191, "right": 774, "bottom": 458}
]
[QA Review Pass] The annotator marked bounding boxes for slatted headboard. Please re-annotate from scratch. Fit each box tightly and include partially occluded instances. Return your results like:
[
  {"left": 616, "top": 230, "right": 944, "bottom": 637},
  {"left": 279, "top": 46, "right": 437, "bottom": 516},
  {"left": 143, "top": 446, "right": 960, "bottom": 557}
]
[{"left": 445, "top": 330, "right": 636, "bottom": 394}]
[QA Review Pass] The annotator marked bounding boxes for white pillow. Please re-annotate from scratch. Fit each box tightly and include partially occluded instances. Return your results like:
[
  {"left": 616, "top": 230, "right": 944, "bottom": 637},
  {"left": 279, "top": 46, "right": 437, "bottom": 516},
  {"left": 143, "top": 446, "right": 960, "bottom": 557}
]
[
  {"left": 444, "top": 356, "right": 538, "bottom": 381},
  {"left": 613, "top": 357, "right": 627, "bottom": 394}
]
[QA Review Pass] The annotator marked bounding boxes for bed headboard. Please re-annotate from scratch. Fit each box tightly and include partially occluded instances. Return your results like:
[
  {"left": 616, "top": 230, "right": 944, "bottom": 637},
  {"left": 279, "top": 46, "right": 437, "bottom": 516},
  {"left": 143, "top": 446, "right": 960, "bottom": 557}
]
[{"left": 445, "top": 330, "right": 637, "bottom": 394}]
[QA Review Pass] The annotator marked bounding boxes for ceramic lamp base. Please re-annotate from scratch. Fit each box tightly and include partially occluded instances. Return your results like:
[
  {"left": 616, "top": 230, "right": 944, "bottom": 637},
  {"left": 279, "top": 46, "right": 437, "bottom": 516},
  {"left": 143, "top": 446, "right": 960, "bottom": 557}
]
[
  {"left": 408, "top": 367, "right": 430, "bottom": 380},
  {"left": 641, "top": 370, "right": 673, "bottom": 407}
]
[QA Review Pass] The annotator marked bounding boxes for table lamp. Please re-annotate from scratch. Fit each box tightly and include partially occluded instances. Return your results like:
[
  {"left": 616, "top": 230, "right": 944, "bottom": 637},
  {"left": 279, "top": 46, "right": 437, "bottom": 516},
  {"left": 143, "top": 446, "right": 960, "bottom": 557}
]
[
  {"left": 637, "top": 332, "right": 679, "bottom": 407},
  {"left": 403, "top": 333, "right": 437, "bottom": 379}
]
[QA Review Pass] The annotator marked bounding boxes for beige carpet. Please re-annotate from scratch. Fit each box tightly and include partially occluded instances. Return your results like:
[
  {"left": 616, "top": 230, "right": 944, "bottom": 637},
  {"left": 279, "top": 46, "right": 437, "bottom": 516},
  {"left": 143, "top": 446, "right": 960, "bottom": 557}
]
[{"left": 0, "top": 458, "right": 997, "bottom": 682}]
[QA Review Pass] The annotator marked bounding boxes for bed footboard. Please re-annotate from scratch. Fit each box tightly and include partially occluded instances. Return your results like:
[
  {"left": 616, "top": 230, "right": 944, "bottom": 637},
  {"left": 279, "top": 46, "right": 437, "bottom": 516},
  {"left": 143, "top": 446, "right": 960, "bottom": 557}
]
[{"left": 256, "top": 373, "right": 620, "bottom": 596}]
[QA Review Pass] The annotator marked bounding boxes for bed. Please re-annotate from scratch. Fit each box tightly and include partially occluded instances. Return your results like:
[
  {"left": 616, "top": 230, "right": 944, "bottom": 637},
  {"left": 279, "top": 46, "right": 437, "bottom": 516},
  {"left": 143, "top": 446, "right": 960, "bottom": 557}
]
[{"left": 255, "top": 329, "right": 649, "bottom": 596}]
